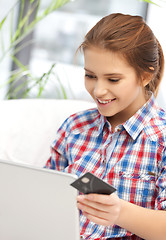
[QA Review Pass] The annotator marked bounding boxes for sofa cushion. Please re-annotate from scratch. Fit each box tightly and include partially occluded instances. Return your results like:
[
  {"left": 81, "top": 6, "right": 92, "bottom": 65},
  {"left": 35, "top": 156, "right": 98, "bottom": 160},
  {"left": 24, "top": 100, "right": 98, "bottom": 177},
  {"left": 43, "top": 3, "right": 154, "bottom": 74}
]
[{"left": 0, "top": 99, "right": 95, "bottom": 167}]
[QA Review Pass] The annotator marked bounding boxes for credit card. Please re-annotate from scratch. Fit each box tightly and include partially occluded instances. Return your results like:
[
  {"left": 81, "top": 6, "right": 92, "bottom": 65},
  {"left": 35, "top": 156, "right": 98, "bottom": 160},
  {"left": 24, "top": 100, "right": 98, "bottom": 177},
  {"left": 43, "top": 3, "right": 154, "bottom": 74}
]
[{"left": 70, "top": 172, "right": 116, "bottom": 195}]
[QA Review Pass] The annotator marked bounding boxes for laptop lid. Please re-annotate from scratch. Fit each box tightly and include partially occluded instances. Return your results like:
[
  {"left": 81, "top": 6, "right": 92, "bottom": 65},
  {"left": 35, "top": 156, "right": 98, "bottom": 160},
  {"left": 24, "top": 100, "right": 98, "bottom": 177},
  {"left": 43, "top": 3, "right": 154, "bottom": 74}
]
[{"left": 0, "top": 160, "right": 80, "bottom": 240}]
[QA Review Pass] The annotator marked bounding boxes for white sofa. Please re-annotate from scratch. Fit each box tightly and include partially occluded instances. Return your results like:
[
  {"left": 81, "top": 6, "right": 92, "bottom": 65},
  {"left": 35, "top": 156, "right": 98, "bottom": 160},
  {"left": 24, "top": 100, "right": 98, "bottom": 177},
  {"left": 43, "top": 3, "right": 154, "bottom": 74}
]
[{"left": 0, "top": 99, "right": 95, "bottom": 167}]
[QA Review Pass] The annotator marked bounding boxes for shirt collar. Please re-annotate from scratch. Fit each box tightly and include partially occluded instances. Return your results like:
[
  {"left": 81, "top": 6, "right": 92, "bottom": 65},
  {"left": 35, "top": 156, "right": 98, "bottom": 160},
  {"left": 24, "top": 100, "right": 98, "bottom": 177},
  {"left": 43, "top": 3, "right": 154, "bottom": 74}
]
[
  {"left": 98, "top": 113, "right": 114, "bottom": 134},
  {"left": 97, "top": 113, "right": 107, "bottom": 134},
  {"left": 123, "top": 93, "right": 156, "bottom": 140}
]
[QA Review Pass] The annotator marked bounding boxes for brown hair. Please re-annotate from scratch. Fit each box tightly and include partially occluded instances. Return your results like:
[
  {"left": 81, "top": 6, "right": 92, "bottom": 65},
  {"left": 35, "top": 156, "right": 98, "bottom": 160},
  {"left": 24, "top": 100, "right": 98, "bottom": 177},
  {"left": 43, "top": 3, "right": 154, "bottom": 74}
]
[{"left": 78, "top": 13, "right": 164, "bottom": 97}]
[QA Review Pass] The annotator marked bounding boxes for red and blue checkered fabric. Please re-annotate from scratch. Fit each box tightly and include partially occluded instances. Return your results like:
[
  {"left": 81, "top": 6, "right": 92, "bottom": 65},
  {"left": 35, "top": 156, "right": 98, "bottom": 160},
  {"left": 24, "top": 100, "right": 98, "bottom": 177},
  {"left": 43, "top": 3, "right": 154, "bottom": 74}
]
[{"left": 45, "top": 94, "right": 166, "bottom": 239}]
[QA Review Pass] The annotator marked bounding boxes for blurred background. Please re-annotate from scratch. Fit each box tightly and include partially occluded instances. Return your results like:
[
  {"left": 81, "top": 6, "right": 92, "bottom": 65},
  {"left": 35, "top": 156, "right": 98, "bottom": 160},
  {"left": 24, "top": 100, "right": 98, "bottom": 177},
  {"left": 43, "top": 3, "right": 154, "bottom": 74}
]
[{"left": 0, "top": 0, "right": 166, "bottom": 109}]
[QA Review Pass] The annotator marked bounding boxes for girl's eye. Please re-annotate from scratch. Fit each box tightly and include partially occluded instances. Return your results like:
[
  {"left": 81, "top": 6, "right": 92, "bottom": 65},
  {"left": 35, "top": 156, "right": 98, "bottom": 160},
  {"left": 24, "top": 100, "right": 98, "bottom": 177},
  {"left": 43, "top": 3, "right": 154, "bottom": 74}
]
[
  {"left": 108, "top": 78, "right": 120, "bottom": 82},
  {"left": 85, "top": 74, "right": 96, "bottom": 79}
]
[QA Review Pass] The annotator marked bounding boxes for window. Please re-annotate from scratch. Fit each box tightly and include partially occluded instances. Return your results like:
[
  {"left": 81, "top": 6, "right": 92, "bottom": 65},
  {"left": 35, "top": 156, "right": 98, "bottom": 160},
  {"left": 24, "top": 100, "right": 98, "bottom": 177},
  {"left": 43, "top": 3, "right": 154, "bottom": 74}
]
[
  {"left": 29, "top": 0, "right": 148, "bottom": 99},
  {"left": 31, "top": 0, "right": 148, "bottom": 67},
  {"left": 0, "top": 0, "right": 148, "bottom": 99}
]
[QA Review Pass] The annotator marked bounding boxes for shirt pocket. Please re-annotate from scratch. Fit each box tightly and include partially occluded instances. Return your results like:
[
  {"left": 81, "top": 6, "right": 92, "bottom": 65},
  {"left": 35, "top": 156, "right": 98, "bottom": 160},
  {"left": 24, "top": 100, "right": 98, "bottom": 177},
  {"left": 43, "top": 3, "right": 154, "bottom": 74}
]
[{"left": 117, "top": 171, "right": 157, "bottom": 208}]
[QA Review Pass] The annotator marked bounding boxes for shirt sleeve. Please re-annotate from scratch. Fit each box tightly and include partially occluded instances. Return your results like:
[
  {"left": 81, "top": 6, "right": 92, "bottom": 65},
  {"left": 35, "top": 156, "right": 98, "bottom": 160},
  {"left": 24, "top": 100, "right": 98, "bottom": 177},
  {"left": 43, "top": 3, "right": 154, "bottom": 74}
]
[
  {"left": 155, "top": 148, "right": 166, "bottom": 210},
  {"left": 44, "top": 117, "right": 71, "bottom": 171}
]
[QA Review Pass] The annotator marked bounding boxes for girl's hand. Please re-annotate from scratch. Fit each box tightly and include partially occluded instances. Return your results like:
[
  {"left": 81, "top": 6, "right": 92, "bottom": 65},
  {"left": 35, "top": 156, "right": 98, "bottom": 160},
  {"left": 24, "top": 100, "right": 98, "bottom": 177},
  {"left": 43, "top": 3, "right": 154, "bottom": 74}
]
[{"left": 77, "top": 193, "right": 121, "bottom": 226}]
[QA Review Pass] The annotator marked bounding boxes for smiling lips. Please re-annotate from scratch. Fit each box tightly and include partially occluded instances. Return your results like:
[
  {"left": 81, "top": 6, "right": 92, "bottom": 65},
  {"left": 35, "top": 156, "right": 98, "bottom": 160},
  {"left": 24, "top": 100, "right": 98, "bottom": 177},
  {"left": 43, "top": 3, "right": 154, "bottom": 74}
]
[{"left": 97, "top": 98, "right": 116, "bottom": 104}]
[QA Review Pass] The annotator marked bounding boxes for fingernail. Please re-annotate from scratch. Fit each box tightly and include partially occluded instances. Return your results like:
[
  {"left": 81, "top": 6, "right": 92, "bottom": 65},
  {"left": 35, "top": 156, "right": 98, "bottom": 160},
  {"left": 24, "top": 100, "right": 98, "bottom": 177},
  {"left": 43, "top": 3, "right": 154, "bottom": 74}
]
[
  {"left": 77, "top": 195, "right": 85, "bottom": 201},
  {"left": 84, "top": 194, "right": 93, "bottom": 200}
]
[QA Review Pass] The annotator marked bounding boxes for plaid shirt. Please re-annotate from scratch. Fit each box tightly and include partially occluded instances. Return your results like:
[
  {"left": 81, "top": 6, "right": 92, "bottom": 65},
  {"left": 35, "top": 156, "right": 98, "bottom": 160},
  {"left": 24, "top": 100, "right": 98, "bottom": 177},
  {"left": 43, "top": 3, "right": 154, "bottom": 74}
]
[{"left": 45, "top": 94, "right": 166, "bottom": 240}]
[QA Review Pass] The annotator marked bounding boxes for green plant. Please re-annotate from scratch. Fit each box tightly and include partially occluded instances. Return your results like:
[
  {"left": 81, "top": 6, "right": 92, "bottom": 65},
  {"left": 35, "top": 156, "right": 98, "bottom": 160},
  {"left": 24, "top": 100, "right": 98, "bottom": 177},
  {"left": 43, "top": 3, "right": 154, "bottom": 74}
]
[
  {"left": 140, "top": 0, "right": 158, "bottom": 5},
  {"left": 140, "top": 0, "right": 166, "bottom": 5},
  {"left": 0, "top": 0, "right": 71, "bottom": 99}
]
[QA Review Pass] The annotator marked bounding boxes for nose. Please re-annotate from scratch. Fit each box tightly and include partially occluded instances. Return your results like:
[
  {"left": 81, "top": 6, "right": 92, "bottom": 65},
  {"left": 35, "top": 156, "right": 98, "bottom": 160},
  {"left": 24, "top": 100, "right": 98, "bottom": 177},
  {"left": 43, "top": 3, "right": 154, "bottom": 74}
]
[{"left": 94, "top": 79, "right": 108, "bottom": 97}]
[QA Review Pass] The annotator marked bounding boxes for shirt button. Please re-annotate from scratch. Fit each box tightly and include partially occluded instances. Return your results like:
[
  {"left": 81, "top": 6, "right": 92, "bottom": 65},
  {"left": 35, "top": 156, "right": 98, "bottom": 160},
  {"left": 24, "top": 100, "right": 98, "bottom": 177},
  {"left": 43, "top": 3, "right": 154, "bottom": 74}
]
[{"left": 103, "top": 159, "right": 106, "bottom": 164}]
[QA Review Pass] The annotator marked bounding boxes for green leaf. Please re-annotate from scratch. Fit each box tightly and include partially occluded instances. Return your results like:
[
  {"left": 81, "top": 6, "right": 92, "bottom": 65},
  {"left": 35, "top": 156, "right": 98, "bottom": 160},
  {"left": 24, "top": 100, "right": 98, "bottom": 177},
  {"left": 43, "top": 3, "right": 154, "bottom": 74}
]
[
  {"left": 43, "top": 0, "right": 70, "bottom": 15},
  {"left": 54, "top": 72, "right": 67, "bottom": 99},
  {"left": 12, "top": 4, "right": 36, "bottom": 43},
  {"left": 10, "top": 7, "right": 14, "bottom": 43},
  {"left": 11, "top": 55, "right": 33, "bottom": 79},
  {"left": 0, "top": 32, "right": 4, "bottom": 52},
  {"left": 11, "top": 55, "right": 28, "bottom": 71},
  {"left": 139, "top": 0, "right": 160, "bottom": 6},
  {"left": 36, "top": 63, "right": 56, "bottom": 97},
  {"left": 0, "top": 16, "right": 7, "bottom": 31}
]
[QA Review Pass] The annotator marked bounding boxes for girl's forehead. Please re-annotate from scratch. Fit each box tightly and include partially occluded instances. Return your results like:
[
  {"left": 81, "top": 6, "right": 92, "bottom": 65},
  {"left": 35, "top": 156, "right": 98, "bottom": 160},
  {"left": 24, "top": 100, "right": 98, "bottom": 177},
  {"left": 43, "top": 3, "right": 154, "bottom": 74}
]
[
  {"left": 84, "top": 47, "right": 133, "bottom": 71},
  {"left": 84, "top": 47, "right": 129, "bottom": 63}
]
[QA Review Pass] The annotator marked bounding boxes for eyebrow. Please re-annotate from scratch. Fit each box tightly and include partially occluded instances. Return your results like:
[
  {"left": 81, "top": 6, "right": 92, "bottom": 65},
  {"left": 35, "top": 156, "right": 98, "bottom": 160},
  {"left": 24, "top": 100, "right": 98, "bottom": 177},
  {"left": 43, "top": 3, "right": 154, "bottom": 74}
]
[
  {"left": 84, "top": 68, "right": 124, "bottom": 76},
  {"left": 84, "top": 68, "right": 94, "bottom": 73}
]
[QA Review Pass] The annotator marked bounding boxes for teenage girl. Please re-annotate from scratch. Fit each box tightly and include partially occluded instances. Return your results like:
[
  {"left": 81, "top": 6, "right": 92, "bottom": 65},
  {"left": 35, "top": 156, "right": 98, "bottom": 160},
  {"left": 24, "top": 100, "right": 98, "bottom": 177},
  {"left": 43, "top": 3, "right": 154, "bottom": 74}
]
[{"left": 45, "top": 13, "right": 166, "bottom": 240}]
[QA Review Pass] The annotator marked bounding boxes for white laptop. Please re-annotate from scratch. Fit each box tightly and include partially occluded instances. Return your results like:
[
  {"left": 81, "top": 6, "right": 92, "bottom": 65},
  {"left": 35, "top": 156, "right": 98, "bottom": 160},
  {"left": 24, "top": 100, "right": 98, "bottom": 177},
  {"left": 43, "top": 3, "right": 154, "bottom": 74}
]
[{"left": 0, "top": 160, "right": 80, "bottom": 240}]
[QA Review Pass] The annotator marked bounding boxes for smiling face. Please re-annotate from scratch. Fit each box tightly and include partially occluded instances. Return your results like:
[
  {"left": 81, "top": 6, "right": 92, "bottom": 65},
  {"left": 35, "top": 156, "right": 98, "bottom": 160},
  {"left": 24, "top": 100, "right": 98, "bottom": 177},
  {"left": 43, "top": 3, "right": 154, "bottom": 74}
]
[{"left": 84, "top": 47, "right": 147, "bottom": 129}]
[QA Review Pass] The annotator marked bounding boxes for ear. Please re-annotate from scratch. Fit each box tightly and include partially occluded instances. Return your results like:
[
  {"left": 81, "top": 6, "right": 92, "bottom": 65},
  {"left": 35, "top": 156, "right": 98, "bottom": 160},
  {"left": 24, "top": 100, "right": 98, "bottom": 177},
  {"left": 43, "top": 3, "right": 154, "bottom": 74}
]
[{"left": 141, "top": 72, "right": 153, "bottom": 87}]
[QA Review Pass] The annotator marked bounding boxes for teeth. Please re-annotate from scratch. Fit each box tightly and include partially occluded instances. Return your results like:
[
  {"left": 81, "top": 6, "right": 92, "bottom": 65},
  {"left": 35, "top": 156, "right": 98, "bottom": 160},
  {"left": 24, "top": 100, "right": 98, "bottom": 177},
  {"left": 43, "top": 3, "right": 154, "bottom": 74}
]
[{"left": 98, "top": 99, "right": 112, "bottom": 104}]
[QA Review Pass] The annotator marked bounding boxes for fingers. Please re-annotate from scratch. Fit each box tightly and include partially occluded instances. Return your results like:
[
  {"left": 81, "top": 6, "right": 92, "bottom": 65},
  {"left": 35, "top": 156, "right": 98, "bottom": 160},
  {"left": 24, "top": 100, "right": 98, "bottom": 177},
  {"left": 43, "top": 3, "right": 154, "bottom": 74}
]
[
  {"left": 77, "top": 201, "right": 116, "bottom": 226},
  {"left": 77, "top": 201, "right": 108, "bottom": 218},
  {"left": 82, "top": 210, "right": 110, "bottom": 226},
  {"left": 77, "top": 192, "right": 118, "bottom": 205},
  {"left": 77, "top": 200, "right": 115, "bottom": 224},
  {"left": 77, "top": 193, "right": 121, "bottom": 226},
  {"left": 77, "top": 195, "right": 111, "bottom": 212}
]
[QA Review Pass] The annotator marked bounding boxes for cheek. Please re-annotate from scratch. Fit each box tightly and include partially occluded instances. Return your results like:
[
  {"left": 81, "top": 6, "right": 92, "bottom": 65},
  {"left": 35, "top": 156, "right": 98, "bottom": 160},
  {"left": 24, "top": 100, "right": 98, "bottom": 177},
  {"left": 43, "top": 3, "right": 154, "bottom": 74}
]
[
  {"left": 84, "top": 79, "right": 94, "bottom": 94},
  {"left": 119, "top": 82, "right": 140, "bottom": 96},
  {"left": 119, "top": 84, "right": 142, "bottom": 104}
]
